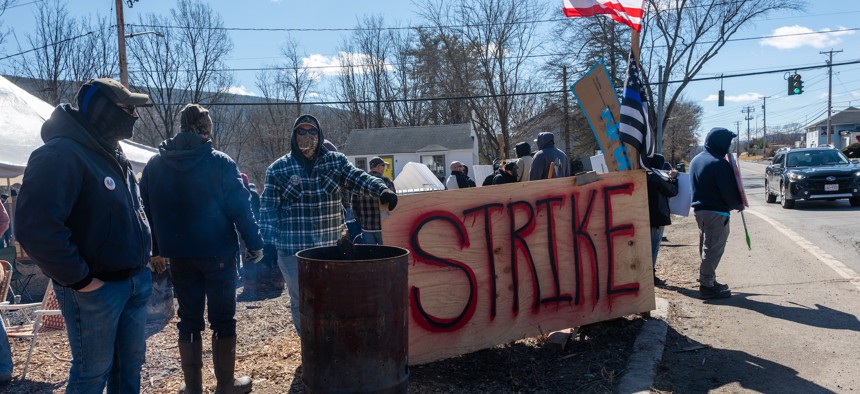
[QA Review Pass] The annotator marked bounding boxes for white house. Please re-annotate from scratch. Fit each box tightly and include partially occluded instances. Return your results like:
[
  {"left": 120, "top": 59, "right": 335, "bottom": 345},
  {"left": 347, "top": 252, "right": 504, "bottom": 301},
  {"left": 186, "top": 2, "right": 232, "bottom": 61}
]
[
  {"left": 342, "top": 123, "right": 478, "bottom": 182},
  {"left": 804, "top": 107, "right": 860, "bottom": 149}
]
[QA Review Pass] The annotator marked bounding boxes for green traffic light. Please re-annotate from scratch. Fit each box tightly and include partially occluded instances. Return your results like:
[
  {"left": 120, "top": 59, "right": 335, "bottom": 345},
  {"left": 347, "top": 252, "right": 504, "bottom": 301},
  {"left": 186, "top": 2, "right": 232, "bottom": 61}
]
[{"left": 793, "top": 87, "right": 801, "bottom": 94}]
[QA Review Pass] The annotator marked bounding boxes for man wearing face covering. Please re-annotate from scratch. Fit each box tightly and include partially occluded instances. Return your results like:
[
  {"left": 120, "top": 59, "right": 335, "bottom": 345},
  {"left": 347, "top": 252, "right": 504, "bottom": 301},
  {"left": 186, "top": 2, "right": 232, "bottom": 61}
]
[
  {"left": 14, "top": 78, "right": 153, "bottom": 393},
  {"left": 259, "top": 114, "right": 398, "bottom": 335}
]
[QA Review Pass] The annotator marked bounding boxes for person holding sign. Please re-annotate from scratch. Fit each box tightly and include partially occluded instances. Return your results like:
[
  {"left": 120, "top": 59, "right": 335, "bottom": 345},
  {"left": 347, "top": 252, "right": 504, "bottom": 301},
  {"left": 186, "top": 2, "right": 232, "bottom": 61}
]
[{"left": 689, "top": 127, "right": 745, "bottom": 299}]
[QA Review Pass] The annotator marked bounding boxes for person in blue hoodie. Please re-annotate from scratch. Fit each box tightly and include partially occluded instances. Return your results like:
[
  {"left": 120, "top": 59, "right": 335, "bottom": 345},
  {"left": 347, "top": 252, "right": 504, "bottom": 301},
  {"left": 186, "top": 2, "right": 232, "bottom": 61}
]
[
  {"left": 529, "top": 132, "right": 569, "bottom": 180},
  {"left": 140, "top": 104, "right": 262, "bottom": 394},
  {"left": 689, "top": 127, "right": 745, "bottom": 299},
  {"left": 15, "top": 78, "right": 153, "bottom": 393}
]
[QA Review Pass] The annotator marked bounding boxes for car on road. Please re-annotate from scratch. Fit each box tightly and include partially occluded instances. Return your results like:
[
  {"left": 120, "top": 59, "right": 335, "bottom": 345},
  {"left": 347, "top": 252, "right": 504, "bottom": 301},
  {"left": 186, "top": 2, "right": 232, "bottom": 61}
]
[{"left": 764, "top": 146, "right": 860, "bottom": 209}]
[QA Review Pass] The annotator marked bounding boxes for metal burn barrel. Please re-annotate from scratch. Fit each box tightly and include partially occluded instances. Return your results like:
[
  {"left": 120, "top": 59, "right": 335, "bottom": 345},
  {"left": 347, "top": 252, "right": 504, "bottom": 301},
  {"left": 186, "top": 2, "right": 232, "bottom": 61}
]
[{"left": 297, "top": 245, "right": 409, "bottom": 394}]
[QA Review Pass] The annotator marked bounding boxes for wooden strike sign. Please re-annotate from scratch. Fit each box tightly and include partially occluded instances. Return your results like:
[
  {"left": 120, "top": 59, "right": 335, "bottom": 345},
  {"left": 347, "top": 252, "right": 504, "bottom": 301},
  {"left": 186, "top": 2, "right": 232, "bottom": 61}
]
[{"left": 382, "top": 170, "right": 655, "bottom": 365}]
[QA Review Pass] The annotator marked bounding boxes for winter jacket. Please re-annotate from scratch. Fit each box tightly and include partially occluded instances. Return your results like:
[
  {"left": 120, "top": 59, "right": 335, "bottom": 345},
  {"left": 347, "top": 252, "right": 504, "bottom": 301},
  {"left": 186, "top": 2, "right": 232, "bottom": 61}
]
[
  {"left": 491, "top": 171, "right": 518, "bottom": 185},
  {"left": 445, "top": 171, "right": 473, "bottom": 190},
  {"left": 352, "top": 171, "right": 396, "bottom": 231},
  {"left": 515, "top": 142, "right": 533, "bottom": 182},
  {"left": 15, "top": 104, "right": 151, "bottom": 289},
  {"left": 140, "top": 132, "right": 263, "bottom": 259},
  {"left": 529, "top": 132, "right": 569, "bottom": 180},
  {"left": 690, "top": 127, "right": 745, "bottom": 213},
  {"left": 647, "top": 156, "right": 679, "bottom": 227},
  {"left": 259, "top": 127, "right": 391, "bottom": 255}
]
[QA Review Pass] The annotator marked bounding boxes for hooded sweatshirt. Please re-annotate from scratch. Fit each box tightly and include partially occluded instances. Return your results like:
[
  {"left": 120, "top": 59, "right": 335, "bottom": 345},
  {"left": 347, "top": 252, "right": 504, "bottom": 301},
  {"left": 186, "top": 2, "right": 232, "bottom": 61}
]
[
  {"left": 689, "top": 127, "right": 745, "bottom": 213},
  {"left": 259, "top": 114, "right": 391, "bottom": 255},
  {"left": 140, "top": 132, "right": 263, "bottom": 259},
  {"left": 647, "top": 154, "right": 679, "bottom": 227},
  {"left": 529, "top": 132, "right": 569, "bottom": 180},
  {"left": 515, "top": 142, "right": 533, "bottom": 182},
  {"left": 15, "top": 104, "right": 151, "bottom": 289}
]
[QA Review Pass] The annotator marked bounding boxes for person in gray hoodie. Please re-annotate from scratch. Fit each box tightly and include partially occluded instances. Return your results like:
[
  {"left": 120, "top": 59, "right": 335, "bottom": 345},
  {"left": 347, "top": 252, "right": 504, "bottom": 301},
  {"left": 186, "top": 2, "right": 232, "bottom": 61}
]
[
  {"left": 689, "top": 127, "right": 745, "bottom": 299},
  {"left": 529, "top": 132, "right": 569, "bottom": 180}
]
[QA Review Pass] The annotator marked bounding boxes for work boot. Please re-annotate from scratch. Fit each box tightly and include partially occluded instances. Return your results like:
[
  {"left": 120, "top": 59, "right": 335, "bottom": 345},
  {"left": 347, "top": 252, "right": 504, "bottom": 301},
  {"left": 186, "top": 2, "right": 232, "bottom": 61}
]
[
  {"left": 212, "top": 335, "right": 252, "bottom": 394},
  {"left": 699, "top": 283, "right": 731, "bottom": 299},
  {"left": 177, "top": 339, "right": 203, "bottom": 394}
]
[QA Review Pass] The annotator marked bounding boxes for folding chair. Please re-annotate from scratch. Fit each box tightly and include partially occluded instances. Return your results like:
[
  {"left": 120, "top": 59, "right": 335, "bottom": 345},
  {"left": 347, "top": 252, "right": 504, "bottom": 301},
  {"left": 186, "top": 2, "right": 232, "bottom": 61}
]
[
  {"left": 0, "top": 247, "right": 36, "bottom": 302},
  {"left": 0, "top": 283, "right": 69, "bottom": 380},
  {"left": 0, "top": 260, "right": 13, "bottom": 324}
]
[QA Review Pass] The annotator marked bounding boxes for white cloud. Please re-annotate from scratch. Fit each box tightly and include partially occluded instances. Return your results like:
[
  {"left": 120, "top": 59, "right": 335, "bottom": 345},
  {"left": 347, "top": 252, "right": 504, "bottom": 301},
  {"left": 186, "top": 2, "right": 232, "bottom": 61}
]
[
  {"left": 226, "top": 85, "right": 257, "bottom": 96},
  {"left": 760, "top": 26, "right": 855, "bottom": 49},
  {"left": 703, "top": 92, "right": 762, "bottom": 102},
  {"left": 303, "top": 52, "right": 394, "bottom": 77}
]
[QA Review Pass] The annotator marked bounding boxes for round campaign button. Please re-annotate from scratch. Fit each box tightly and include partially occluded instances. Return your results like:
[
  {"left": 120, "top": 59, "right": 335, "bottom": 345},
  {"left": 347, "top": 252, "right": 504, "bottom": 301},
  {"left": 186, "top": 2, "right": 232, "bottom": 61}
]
[
  {"left": 104, "top": 177, "right": 116, "bottom": 191},
  {"left": 290, "top": 175, "right": 300, "bottom": 186}
]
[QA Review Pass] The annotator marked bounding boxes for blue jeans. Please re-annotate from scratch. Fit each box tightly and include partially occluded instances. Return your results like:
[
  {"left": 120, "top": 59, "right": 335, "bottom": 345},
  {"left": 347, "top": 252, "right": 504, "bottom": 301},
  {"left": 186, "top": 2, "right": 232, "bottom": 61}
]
[
  {"left": 276, "top": 251, "right": 300, "bottom": 335},
  {"left": 54, "top": 269, "right": 152, "bottom": 394},
  {"left": 650, "top": 226, "right": 664, "bottom": 269},
  {"left": 0, "top": 315, "right": 11, "bottom": 376},
  {"left": 169, "top": 256, "right": 238, "bottom": 341},
  {"left": 360, "top": 230, "right": 383, "bottom": 245}
]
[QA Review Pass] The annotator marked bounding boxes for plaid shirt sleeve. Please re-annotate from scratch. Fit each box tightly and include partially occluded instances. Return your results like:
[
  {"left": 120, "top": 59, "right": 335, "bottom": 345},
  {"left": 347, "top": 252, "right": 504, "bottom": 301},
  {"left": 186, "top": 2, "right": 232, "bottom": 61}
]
[{"left": 259, "top": 160, "right": 284, "bottom": 245}]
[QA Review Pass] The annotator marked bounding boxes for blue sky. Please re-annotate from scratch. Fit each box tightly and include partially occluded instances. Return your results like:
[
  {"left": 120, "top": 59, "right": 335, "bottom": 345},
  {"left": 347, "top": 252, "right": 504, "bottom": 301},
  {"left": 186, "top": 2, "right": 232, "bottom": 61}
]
[{"left": 2, "top": 0, "right": 860, "bottom": 140}]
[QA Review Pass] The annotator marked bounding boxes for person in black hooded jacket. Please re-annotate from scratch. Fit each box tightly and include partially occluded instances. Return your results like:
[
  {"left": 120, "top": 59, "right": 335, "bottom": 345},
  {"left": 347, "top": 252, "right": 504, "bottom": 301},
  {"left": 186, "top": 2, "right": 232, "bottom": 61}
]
[
  {"left": 140, "top": 104, "right": 263, "bottom": 394},
  {"left": 690, "top": 127, "right": 745, "bottom": 299},
  {"left": 529, "top": 132, "right": 569, "bottom": 180},
  {"left": 646, "top": 154, "right": 678, "bottom": 286},
  {"left": 15, "top": 78, "right": 153, "bottom": 393}
]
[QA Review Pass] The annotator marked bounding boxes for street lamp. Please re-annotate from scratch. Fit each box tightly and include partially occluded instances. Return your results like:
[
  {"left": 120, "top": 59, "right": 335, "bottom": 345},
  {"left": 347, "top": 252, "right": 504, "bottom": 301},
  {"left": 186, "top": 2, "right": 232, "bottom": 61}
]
[{"left": 117, "top": 30, "right": 164, "bottom": 88}]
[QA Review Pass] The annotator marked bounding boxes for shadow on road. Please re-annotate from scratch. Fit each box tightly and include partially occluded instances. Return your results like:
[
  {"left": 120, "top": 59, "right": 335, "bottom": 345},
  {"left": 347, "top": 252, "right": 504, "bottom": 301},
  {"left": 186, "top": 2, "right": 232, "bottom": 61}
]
[
  {"left": 663, "top": 286, "right": 860, "bottom": 332},
  {"left": 654, "top": 326, "right": 836, "bottom": 393},
  {"left": 713, "top": 292, "right": 860, "bottom": 332}
]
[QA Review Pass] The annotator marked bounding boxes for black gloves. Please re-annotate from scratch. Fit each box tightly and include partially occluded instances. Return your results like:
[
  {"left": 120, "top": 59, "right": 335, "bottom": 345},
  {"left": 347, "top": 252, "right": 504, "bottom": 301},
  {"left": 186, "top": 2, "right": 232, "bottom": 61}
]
[{"left": 379, "top": 189, "right": 398, "bottom": 211}]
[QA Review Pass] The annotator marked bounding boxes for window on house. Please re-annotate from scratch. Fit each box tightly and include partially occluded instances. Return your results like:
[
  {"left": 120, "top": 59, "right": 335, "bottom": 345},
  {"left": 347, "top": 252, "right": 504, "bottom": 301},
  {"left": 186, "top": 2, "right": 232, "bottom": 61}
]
[
  {"left": 355, "top": 158, "right": 367, "bottom": 171},
  {"left": 421, "top": 154, "right": 446, "bottom": 182}
]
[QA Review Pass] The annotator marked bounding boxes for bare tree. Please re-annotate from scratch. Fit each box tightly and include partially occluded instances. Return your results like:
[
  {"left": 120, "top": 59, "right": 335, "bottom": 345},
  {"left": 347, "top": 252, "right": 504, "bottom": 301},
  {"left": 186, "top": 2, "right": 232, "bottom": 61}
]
[
  {"left": 13, "top": 0, "right": 77, "bottom": 105},
  {"left": 641, "top": 0, "right": 804, "bottom": 131},
  {"left": 128, "top": 0, "right": 234, "bottom": 145},
  {"left": 419, "top": 0, "right": 544, "bottom": 161},
  {"left": 662, "top": 98, "right": 702, "bottom": 164},
  {"left": 0, "top": 0, "right": 15, "bottom": 46}
]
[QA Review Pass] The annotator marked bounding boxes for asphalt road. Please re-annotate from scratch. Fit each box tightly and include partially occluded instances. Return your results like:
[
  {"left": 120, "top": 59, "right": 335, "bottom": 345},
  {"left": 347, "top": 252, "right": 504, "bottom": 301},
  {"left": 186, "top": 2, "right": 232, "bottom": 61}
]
[
  {"left": 653, "top": 161, "right": 860, "bottom": 393},
  {"left": 740, "top": 160, "right": 860, "bottom": 273}
]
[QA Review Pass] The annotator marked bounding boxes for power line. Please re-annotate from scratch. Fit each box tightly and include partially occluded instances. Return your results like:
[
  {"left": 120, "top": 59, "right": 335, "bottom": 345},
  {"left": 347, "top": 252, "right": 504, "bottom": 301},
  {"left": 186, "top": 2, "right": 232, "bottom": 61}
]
[{"left": 141, "top": 60, "right": 860, "bottom": 107}]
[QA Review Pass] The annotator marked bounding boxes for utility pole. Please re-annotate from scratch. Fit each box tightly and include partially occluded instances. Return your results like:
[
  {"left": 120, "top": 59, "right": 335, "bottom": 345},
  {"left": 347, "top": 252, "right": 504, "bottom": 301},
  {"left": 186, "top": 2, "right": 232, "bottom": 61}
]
[
  {"left": 657, "top": 64, "right": 664, "bottom": 154},
  {"left": 734, "top": 121, "right": 742, "bottom": 155},
  {"left": 742, "top": 106, "right": 755, "bottom": 154},
  {"left": 821, "top": 49, "right": 842, "bottom": 146},
  {"left": 562, "top": 65, "right": 571, "bottom": 157},
  {"left": 115, "top": 0, "right": 128, "bottom": 86},
  {"left": 761, "top": 96, "right": 769, "bottom": 150}
]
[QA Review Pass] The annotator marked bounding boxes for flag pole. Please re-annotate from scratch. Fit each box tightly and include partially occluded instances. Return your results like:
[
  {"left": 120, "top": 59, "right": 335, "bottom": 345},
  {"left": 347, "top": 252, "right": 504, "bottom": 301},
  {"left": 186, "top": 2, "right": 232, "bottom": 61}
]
[{"left": 627, "top": 29, "right": 642, "bottom": 170}]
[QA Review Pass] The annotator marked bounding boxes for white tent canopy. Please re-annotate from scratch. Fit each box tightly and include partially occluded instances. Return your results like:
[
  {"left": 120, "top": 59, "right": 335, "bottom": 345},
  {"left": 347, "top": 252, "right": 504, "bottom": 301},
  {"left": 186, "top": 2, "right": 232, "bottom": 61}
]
[
  {"left": 393, "top": 162, "right": 445, "bottom": 193},
  {"left": 0, "top": 76, "right": 157, "bottom": 180}
]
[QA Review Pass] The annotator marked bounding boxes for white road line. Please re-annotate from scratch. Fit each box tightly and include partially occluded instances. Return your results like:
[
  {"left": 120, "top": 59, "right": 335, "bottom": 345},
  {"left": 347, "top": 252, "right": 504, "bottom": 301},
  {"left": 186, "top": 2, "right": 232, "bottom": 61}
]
[{"left": 745, "top": 208, "right": 860, "bottom": 290}]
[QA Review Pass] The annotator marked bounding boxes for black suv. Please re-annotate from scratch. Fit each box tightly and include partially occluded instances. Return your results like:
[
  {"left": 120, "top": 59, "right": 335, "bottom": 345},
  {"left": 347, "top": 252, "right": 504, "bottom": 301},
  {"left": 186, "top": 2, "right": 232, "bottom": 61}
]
[{"left": 765, "top": 146, "right": 860, "bottom": 209}]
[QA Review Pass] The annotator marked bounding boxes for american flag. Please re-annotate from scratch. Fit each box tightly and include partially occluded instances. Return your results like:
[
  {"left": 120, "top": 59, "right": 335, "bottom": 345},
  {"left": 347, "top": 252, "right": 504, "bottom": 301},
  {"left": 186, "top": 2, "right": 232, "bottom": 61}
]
[
  {"left": 562, "top": 0, "right": 646, "bottom": 32},
  {"left": 619, "top": 50, "right": 655, "bottom": 168}
]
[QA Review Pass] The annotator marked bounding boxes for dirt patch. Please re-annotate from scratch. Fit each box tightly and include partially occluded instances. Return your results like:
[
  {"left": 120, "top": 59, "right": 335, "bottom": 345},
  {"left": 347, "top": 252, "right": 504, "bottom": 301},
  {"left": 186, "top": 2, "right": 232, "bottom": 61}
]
[{"left": 4, "top": 285, "right": 647, "bottom": 394}]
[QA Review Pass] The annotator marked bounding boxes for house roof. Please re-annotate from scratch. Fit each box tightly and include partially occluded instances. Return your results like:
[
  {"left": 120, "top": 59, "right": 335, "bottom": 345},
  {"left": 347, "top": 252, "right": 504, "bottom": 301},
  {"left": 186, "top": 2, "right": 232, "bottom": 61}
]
[
  {"left": 342, "top": 124, "right": 473, "bottom": 155},
  {"left": 807, "top": 107, "right": 860, "bottom": 129}
]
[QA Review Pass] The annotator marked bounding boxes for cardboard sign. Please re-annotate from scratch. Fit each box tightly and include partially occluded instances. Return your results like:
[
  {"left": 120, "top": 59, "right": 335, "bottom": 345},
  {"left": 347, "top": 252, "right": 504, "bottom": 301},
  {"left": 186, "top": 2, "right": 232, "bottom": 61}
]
[
  {"left": 726, "top": 153, "right": 749, "bottom": 207},
  {"left": 571, "top": 63, "right": 633, "bottom": 172},
  {"left": 382, "top": 170, "right": 655, "bottom": 364}
]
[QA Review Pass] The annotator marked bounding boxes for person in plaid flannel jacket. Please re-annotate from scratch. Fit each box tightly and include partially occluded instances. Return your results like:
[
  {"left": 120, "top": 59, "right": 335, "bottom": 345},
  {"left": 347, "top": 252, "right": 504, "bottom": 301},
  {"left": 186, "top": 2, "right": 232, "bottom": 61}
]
[
  {"left": 351, "top": 157, "right": 396, "bottom": 245},
  {"left": 259, "top": 114, "right": 398, "bottom": 335}
]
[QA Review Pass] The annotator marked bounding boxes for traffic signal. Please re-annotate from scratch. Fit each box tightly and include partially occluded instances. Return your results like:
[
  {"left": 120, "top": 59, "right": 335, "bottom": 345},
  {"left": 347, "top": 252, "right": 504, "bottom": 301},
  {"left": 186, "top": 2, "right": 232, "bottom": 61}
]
[
  {"left": 718, "top": 90, "right": 725, "bottom": 106},
  {"left": 788, "top": 74, "right": 804, "bottom": 95}
]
